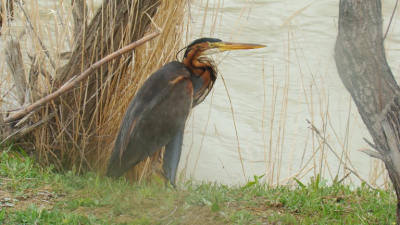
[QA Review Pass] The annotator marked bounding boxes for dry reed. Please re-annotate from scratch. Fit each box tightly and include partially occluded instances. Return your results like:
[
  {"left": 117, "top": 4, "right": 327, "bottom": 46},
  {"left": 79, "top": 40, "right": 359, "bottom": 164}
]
[
  {"left": 0, "top": 0, "right": 394, "bottom": 189},
  {"left": 0, "top": 0, "right": 186, "bottom": 184},
  {"left": 93, "top": 0, "right": 188, "bottom": 182}
]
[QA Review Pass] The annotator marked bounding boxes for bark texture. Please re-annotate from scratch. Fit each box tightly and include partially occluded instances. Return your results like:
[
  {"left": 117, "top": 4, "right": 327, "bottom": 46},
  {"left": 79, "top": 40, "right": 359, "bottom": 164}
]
[
  {"left": 44, "top": 0, "right": 159, "bottom": 169},
  {"left": 334, "top": 0, "right": 400, "bottom": 223},
  {"left": 71, "top": 0, "right": 88, "bottom": 47},
  {"left": 5, "top": 38, "right": 26, "bottom": 105}
]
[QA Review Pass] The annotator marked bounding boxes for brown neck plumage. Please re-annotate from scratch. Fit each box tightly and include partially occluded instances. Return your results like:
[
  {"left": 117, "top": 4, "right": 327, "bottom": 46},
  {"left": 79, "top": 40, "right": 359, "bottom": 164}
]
[{"left": 182, "top": 46, "right": 217, "bottom": 107}]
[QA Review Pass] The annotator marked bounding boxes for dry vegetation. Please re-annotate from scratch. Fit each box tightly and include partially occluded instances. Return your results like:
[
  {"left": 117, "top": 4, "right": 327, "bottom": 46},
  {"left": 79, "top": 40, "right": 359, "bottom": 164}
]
[
  {"left": 0, "top": 0, "right": 393, "bottom": 190},
  {"left": 1, "top": 0, "right": 187, "bottom": 182}
]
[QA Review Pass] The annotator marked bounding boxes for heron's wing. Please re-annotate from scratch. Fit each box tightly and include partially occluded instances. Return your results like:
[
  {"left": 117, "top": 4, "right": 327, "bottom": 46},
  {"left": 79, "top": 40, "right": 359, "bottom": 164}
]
[
  {"left": 106, "top": 62, "right": 192, "bottom": 177},
  {"left": 121, "top": 79, "right": 178, "bottom": 153}
]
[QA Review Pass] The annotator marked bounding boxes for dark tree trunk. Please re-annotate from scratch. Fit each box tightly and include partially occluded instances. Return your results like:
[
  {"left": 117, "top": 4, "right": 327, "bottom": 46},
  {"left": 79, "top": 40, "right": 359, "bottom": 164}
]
[{"left": 334, "top": 0, "right": 400, "bottom": 223}]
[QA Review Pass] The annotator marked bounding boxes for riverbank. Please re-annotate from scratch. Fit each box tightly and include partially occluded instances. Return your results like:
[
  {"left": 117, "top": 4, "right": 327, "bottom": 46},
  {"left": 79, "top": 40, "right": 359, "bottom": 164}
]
[{"left": 0, "top": 147, "right": 395, "bottom": 224}]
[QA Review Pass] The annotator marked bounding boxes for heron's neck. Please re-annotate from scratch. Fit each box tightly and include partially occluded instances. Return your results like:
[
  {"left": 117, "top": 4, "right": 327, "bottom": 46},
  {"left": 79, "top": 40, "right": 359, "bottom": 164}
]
[
  {"left": 183, "top": 50, "right": 208, "bottom": 77},
  {"left": 182, "top": 51, "right": 217, "bottom": 107}
]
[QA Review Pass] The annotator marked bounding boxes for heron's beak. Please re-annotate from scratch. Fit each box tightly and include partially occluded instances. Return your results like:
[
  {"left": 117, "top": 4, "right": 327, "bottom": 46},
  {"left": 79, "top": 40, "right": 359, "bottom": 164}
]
[{"left": 213, "top": 42, "right": 266, "bottom": 51}]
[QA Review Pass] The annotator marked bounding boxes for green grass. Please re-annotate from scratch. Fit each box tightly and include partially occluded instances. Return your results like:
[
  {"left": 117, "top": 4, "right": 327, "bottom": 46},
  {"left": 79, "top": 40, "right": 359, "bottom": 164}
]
[{"left": 0, "top": 146, "right": 396, "bottom": 224}]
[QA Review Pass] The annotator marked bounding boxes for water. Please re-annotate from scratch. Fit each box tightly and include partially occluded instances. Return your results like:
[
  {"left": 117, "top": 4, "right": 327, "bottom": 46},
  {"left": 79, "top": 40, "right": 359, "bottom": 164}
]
[
  {"left": 2, "top": 0, "right": 399, "bottom": 187},
  {"left": 178, "top": 0, "right": 400, "bottom": 186}
]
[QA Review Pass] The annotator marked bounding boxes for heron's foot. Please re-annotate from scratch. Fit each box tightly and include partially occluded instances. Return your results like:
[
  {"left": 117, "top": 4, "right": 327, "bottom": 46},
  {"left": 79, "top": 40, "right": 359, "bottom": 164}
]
[{"left": 165, "top": 180, "right": 177, "bottom": 190}]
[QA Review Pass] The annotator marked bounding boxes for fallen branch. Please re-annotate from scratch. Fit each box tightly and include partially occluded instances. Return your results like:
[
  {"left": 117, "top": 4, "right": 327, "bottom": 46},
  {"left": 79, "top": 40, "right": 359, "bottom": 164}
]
[
  {"left": 2, "top": 30, "right": 161, "bottom": 125},
  {"left": 1, "top": 110, "right": 57, "bottom": 144}
]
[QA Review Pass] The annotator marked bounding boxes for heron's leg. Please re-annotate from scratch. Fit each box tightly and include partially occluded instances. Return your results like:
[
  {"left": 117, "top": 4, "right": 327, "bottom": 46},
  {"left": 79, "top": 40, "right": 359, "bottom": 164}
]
[{"left": 163, "top": 125, "right": 184, "bottom": 186}]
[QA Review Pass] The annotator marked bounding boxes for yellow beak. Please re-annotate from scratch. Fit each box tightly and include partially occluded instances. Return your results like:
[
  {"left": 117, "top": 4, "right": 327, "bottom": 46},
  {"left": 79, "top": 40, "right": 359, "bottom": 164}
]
[{"left": 213, "top": 42, "right": 266, "bottom": 51}]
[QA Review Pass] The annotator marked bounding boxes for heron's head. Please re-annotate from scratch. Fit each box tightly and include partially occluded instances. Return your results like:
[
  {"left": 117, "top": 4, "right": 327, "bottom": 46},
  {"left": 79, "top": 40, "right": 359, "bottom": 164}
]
[{"left": 181, "top": 37, "right": 266, "bottom": 59}]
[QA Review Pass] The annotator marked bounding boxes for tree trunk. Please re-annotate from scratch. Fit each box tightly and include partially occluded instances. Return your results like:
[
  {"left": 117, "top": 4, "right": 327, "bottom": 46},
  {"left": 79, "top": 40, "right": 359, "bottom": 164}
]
[
  {"left": 334, "top": 0, "right": 400, "bottom": 223},
  {"left": 71, "top": 0, "right": 88, "bottom": 48},
  {"left": 55, "top": 0, "right": 158, "bottom": 122},
  {"left": 38, "top": 0, "right": 159, "bottom": 169}
]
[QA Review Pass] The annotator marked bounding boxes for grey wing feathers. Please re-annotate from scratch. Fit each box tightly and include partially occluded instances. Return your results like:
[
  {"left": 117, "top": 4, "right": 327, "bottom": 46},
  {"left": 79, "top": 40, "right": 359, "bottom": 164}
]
[{"left": 106, "top": 62, "right": 192, "bottom": 178}]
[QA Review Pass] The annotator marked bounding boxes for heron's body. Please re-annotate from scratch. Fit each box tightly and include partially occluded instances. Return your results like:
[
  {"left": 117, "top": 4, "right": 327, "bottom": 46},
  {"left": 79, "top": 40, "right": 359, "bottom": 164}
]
[
  {"left": 106, "top": 62, "right": 193, "bottom": 178},
  {"left": 106, "top": 38, "right": 265, "bottom": 185}
]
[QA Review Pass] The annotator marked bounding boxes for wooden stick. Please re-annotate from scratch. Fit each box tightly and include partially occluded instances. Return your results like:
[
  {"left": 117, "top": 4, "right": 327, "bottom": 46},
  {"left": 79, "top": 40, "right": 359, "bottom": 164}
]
[
  {"left": 2, "top": 30, "right": 161, "bottom": 124},
  {"left": 1, "top": 110, "right": 57, "bottom": 144}
]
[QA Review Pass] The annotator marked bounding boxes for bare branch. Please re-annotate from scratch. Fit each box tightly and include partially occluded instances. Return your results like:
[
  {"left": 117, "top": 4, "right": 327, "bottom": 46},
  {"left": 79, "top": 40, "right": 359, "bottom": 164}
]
[
  {"left": 358, "top": 148, "right": 384, "bottom": 160},
  {"left": 1, "top": 110, "right": 57, "bottom": 144},
  {"left": 2, "top": 30, "right": 161, "bottom": 124},
  {"left": 362, "top": 137, "right": 379, "bottom": 151}
]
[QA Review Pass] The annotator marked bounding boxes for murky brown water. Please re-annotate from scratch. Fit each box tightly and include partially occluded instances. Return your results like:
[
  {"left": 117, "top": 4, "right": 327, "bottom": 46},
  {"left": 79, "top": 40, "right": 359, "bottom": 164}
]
[{"left": 179, "top": 0, "right": 400, "bottom": 186}]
